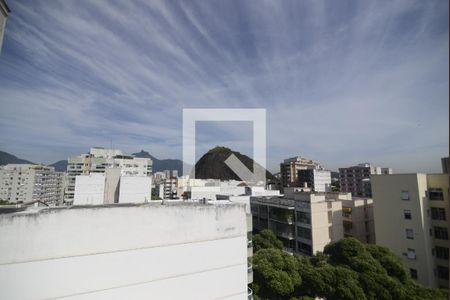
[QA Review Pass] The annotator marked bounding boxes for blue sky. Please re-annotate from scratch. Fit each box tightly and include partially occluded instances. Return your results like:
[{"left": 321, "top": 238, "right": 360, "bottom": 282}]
[{"left": 0, "top": 0, "right": 448, "bottom": 173}]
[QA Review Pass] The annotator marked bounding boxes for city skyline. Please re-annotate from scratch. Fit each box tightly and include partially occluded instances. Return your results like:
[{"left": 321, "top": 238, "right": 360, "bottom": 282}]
[{"left": 0, "top": 0, "right": 448, "bottom": 173}]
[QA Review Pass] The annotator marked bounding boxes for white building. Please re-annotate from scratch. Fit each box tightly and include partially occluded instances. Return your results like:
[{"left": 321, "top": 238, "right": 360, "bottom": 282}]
[
  {"left": 73, "top": 173, "right": 105, "bottom": 205},
  {"left": 119, "top": 176, "right": 152, "bottom": 204},
  {"left": 297, "top": 169, "right": 332, "bottom": 192},
  {"left": 158, "top": 177, "right": 177, "bottom": 200},
  {"left": 65, "top": 147, "right": 152, "bottom": 204},
  {"left": 0, "top": 164, "right": 65, "bottom": 206},
  {"left": 0, "top": 202, "right": 250, "bottom": 299},
  {"left": 73, "top": 171, "right": 152, "bottom": 205}
]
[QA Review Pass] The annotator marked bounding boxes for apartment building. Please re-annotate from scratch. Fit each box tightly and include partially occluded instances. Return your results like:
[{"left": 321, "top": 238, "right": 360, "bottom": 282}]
[
  {"left": 280, "top": 156, "right": 322, "bottom": 187},
  {"left": 372, "top": 173, "right": 449, "bottom": 288},
  {"left": 251, "top": 189, "right": 344, "bottom": 255},
  {"left": 65, "top": 147, "right": 152, "bottom": 204},
  {"left": 158, "top": 177, "right": 178, "bottom": 200},
  {"left": 0, "top": 202, "right": 250, "bottom": 299},
  {"left": 297, "top": 169, "right": 332, "bottom": 192},
  {"left": 0, "top": 164, "right": 65, "bottom": 206},
  {"left": 339, "top": 163, "right": 392, "bottom": 197},
  {"left": 333, "top": 193, "right": 375, "bottom": 243}
]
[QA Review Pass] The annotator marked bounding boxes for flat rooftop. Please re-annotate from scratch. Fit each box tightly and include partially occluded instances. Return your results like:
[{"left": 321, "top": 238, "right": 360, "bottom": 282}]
[{"left": 0, "top": 200, "right": 245, "bottom": 216}]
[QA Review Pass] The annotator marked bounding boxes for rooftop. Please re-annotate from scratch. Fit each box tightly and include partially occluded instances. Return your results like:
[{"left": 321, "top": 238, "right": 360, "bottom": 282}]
[{"left": 0, "top": 200, "right": 245, "bottom": 216}]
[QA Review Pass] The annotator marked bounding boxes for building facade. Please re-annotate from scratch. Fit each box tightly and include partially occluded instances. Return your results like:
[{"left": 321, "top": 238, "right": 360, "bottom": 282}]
[
  {"left": 0, "top": 164, "right": 65, "bottom": 206},
  {"left": 297, "top": 169, "right": 332, "bottom": 192},
  {"left": 372, "top": 173, "right": 449, "bottom": 288},
  {"left": 339, "top": 163, "right": 392, "bottom": 197},
  {"left": 73, "top": 170, "right": 152, "bottom": 205},
  {"left": 335, "top": 193, "right": 375, "bottom": 243},
  {"left": 0, "top": 202, "right": 250, "bottom": 299},
  {"left": 280, "top": 156, "right": 322, "bottom": 187},
  {"left": 251, "top": 189, "right": 344, "bottom": 255},
  {"left": 65, "top": 147, "right": 152, "bottom": 204}
]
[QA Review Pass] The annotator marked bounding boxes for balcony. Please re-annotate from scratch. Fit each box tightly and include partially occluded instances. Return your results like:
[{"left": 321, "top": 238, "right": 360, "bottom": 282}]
[
  {"left": 248, "top": 287, "right": 253, "bottom": 300},
  {"left": 283, "top": 246, "right": 294, "bottom": 253},
  {"left": 278, "top": 231, "right": 294, "bottom": 240},
  {"left": 269, "top": 207, "right": 294, "bottom": 224},
  {"left": 247, "top": 263, "right": 253, "bottom": 284}
]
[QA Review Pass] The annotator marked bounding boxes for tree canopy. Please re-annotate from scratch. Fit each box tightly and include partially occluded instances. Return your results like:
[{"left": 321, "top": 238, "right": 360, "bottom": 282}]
[{"left": 251, "top": 231, "right": 447, "bottom": 300}]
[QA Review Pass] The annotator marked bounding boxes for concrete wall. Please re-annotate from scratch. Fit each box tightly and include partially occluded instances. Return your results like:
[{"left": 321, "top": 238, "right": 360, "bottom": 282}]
[
  {"left": 104, "top": 168, "right": 121, "bottom": 204},
  {"left": 119, "top": 176, "right": 152, "bottom": 203},
  {"left": 0, "top": 203, "right": 248, "bottom": 299},
  {"left": 372, "top": 174, "right": 435, "bottom": 287},
  {"left": 313, "top": 170, "right": 331, "bottom": 192},
  {"left": 310, "top": 200, "right": 343, "bottom": 254},
  {"left": 191, "top": 186, "right": 221, "bottom": 200},
  {"left": 74, "top": 174, "right": 105, "bottom": 205}
]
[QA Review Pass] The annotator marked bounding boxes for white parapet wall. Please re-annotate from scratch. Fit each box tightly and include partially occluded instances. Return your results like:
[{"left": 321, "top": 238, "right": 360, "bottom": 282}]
[{"left": 0, "top": 203, "right": 248, "bottom": 300}]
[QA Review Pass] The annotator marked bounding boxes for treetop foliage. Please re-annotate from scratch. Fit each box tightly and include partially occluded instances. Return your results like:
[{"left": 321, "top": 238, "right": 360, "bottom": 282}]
[{"left": 251, "top": 231, "right": 447, "bottom": 300}]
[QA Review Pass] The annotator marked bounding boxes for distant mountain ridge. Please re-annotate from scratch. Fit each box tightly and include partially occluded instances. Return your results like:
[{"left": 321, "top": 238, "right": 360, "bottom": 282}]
[
  {"left": 50, "top": 160, "right": 69, "bottom": 172},
  {"left": 195, "top": 146, "right": 276, "bottom": 181},
  {"left": 132, "top": 150, "right": 183, "bottom": 174},
  {"left": 0, "top": 151, "right": 33, "bottom": 165},
  {"left": 0, "top": 150, "right": 183, "bottom": 174}
]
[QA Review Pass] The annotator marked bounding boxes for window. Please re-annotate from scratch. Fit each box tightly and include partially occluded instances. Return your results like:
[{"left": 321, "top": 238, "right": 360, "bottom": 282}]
[
  {"left": 435, "top": 246, "right": 449, "bottom": 260},
  {"left": 297, "top": 241, "right": 312, "bottom": 255},
  {"left": 437, "top": 266, "right": 449, "bottom": 280},
  {"left": 428, "top": 188, "right": 444, "bottom": 200},
  {"left": 403, "top": 209, "right": 412, "bottom": 220},
  {"left": 401, "top": 190, "right": 410, "bottom": 200},
  {"left": 406, "top": 229, "right": 414, "bottom": 239},
  {"left": 434, "top": 227, "right": 449, "bottom": 240},
  {"left": 296, "top": 211, "right": 311, "bottom": 224},
  {"left": 343, "top": 220, "right": 353, "bottom": 231},
  {"left": 407, "top": 248, "right": 416, "bottom": 260},
  {"left": 410, "top": 268, "right": 418, "bottom": 279},
  {"left": 297, "top": 226, "right": 311, "bottom": 240},
  {"left": 431, "top": 207, "right": 446, "bottom": 221}
]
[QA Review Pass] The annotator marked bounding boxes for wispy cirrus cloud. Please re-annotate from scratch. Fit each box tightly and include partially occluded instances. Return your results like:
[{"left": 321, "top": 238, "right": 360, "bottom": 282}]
[{"left": 0, "top": 0, "right": 447, "bottom": 172}]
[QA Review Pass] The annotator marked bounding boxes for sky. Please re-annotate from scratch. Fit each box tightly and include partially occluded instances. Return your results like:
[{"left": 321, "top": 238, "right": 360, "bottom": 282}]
[{"left": 0, "top": 0, "right": 448, "bottom": 173}]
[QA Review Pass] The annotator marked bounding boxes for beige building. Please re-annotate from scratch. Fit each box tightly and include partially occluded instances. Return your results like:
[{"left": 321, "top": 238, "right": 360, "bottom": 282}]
[
  {"left": 0, "top": 164, "right": 65, "bottom": 206},
  {"left": 337, "top": 194, "right": 375, "bottom": 243},
  {"left": 251, "top": 188, "right": 344, "bottom": 255},
  {"left": 280, "top": 156, "right": 322, "bottom": 187},
  {"left": 372, "top": 173, "right": 449, "bottom": 288}
]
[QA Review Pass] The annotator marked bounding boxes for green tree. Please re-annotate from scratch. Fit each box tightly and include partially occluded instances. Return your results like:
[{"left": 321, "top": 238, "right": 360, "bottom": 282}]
[
  {"left": 251, "top": 236, "right": 448, "bottom": 300},
  {"left": 252, "top": 229, "right": 283, "bottom": 252},
  {"left": 252, "top": 248, "right": 301, "bottom": 300}
]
